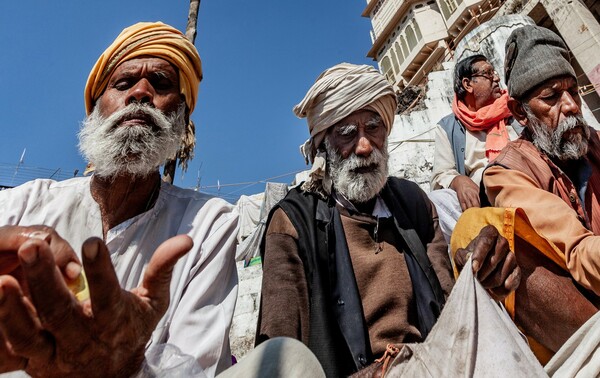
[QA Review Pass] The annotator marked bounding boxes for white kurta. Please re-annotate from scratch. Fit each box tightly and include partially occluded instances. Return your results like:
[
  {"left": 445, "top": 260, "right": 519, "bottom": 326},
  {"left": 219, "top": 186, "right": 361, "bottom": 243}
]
[{"left": 0, "top": 176, "right": 239, "bottom": 378}]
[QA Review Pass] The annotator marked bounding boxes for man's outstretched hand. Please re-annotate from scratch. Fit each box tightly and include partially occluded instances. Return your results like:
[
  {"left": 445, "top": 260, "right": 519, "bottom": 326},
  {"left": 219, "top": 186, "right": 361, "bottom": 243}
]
[
  {"left": 0, "top": 225, "right": 83, "bottom": 286},
  {"left": 0, "top": 232, "right": 193, "bottom": 378},
  {"left": 454, "top": 225, "right": 521, "bottom": 301}
]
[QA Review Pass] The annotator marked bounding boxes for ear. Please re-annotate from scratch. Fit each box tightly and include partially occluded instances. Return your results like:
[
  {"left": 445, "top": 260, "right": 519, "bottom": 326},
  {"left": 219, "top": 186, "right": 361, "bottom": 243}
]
[
  {"left": 462, "top": 77, "right": 474, "bottom": 94},
  {"left": 507, "top": 97, "right": 528, "bottom": 126}
]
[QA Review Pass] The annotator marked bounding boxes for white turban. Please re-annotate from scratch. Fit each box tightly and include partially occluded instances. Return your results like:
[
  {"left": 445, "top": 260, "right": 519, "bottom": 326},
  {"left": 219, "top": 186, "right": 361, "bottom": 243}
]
[{"left": 293, "top": 63, "right": 396, "bottom": 193}]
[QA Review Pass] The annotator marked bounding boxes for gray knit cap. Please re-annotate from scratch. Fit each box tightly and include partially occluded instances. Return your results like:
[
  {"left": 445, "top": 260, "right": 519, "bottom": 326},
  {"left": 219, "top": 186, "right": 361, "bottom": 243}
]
[{"left": 504, "top": 25, "right": 576, "bottom": 99}]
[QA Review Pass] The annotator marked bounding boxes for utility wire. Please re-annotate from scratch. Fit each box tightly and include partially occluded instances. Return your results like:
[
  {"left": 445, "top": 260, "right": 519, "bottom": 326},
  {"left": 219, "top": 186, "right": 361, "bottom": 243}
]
[
  {"left": 0, "top": 162, "right": 304, "bottom": 201},
  {"left": 199, "top": 169, "right": 304, "bottom": 190}
]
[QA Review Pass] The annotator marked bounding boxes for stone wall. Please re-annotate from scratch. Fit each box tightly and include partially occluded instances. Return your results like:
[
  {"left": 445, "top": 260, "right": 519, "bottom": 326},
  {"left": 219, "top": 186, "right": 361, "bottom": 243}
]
[
  {"left": 454, "top": 14, "right": 535, "bottom": 86},
  {"left": 387, "top": 62, "right": 454, "bottom": 191},
  {"left": 230, "top": 261, "right": 262, "bottom": 360}
]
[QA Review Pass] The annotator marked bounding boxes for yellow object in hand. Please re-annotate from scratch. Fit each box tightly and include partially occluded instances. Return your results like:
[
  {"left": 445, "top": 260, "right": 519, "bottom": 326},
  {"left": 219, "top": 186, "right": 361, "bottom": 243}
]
[{"left": 68, "top": 270, "right": 90, "bottom": 302}]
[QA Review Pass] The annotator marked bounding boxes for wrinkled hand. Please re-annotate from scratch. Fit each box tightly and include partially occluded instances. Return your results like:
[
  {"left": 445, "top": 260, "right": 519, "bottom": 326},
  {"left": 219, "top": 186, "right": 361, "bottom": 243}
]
[
  {"left": 450, "top": 175, "right": 480, "bottom": 211},
  {"left": 454, "top": 225, "right": 521, "bottom": 301},
  {"left": 0, "top": 225, "right": 82, "bottom": 293},
  {"left": 0, "top": 233, "right": 193, "bottom": 378}
]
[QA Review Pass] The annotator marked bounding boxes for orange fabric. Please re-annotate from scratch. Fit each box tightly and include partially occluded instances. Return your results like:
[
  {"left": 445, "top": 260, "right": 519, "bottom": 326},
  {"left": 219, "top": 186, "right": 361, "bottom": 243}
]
[
  {"left": 526, "top": 336, "right": 554, "bottom": 366},
  {"left": 450, "top": 207, "right": 567, "bottom": 363},
  {"left": 85, "top": 22, "right": 202, "bottom": 115},
  {"left": 486, "top": 133, "right": 600, "bottom": 295},
  {"left": 452, "top": 92, "right": 512, "bottom": 161}
]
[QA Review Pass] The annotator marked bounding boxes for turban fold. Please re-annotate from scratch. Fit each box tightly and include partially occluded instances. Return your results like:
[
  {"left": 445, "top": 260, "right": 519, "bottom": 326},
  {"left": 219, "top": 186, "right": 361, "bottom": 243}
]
[
  {"left": 85, "top": 21, "right": 202, "bottom": 115},
  {"left": 294, "top": 63, "right": 397, "bottom": 196},
  {"left": 294, "top": 63, "right": 396, "bottom": 163}
]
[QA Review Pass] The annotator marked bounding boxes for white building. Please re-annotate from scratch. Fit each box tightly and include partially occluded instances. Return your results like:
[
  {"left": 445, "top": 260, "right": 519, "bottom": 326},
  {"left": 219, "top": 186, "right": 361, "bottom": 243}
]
[
  {"left": 363, "top": 0, "right": 600, "bottom": 122},
  {"left": 364, "top": 0, "right": 505, "bottom": 90}
]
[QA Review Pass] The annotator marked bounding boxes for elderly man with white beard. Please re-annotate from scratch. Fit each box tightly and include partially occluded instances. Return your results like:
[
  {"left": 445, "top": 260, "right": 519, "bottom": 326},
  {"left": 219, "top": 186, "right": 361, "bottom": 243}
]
[
  {"left": 256, "top": 63, "right": 521, "bottom": 378},
  {"left": 477, "top": 25, "right": 600, "bottom": 362},
  {"left": 0, "top": 22, "right": 242, "bottom": 377}
]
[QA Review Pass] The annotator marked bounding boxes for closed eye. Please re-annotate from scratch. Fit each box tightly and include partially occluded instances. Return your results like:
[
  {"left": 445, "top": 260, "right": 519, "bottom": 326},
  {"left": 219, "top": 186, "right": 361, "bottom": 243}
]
[
  {"left": 541, "top": 92, "right": 560, "bottom": 101},
  {"left": 114, "top": 78, "right": 133, "bottom": 91}
]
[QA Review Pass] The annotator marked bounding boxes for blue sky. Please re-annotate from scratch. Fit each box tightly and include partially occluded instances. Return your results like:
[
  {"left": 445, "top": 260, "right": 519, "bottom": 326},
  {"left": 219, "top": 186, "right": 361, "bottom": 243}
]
[{"left": 0, "top": 1, "right": 375, "bottom": 202}]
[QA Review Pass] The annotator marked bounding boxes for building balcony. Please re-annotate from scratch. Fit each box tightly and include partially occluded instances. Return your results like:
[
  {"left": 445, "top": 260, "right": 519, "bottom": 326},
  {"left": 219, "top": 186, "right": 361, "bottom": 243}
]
[
  {"left": 367, "top": 0, "right": 419, "bottom": 39},
  {"left": 437, "top": 0, "right": 505, "bottom": 45},
  {"left": 377, "top": 3, "right": 448, "bottom": 88},
  {"left": 365, "top": 0, "right": 421, "bottom": 57}
]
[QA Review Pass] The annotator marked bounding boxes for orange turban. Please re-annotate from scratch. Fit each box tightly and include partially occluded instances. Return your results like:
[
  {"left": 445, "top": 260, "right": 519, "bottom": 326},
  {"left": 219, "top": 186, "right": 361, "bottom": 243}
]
[{"left": 84, "top": 21, "right": 202, "bottom": 115}]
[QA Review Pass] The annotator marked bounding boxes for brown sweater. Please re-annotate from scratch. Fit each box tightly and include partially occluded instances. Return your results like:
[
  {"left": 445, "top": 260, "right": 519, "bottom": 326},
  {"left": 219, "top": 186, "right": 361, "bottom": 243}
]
[{"left": 258, "top": 203, "right": 453, "bottom": 358}]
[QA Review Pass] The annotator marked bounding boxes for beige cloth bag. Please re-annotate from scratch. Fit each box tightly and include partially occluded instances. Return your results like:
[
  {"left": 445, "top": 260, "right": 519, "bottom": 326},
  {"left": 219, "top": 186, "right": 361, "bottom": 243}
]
[
  {"left": 544, "top": 310, "right": 600, "bottom": 377},
  {"left": 385, "top": 258, "right": 546, "bottom": 377}
]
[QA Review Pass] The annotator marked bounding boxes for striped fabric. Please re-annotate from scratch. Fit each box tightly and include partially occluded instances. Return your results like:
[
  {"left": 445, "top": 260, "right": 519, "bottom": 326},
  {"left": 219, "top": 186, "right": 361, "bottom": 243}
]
[{"left": 491, "top": 130, "right": 600, "bottom": 235}]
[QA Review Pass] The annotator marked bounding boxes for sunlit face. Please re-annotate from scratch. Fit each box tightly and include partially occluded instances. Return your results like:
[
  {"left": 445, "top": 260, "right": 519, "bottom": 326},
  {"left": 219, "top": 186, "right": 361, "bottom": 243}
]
[
  {"left": 522, "top": 76, "right": 590, "bottom": 161},
  {"left": 97, "top": 57, "right": 184, "bottom": 119},
  {"left": 324, "top": 109, "right": 389, "bottom": 203},
  {"left": 326, "top": 109, "right": 387, "bottom": 159},
  {"left": 524, "top": 76, "right": 582, "bottom": 132},
  {"left": 467, "top": 60, "right": 502, "bottom": 108}
]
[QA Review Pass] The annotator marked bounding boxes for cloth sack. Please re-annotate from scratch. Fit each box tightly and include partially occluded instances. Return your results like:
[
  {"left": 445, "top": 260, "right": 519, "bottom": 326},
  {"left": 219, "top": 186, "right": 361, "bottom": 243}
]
[
  {"left": 385, "top": 256, "right": 546, "bottom": 377},
  {"left": 448, "top": 207, "right": 600, "bottom": 377},
  {"left": 545, "top": 310, "right": 600, "bottom": 377},
  {"left": 451, "top": 207, "right": 571, "bottom": 363}
]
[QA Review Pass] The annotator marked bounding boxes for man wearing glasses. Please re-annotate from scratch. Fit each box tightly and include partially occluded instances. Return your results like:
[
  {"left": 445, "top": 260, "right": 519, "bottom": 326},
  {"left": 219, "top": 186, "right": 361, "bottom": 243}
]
[{"left": 429, "top": 55, "right": 522, "bottom": 241}]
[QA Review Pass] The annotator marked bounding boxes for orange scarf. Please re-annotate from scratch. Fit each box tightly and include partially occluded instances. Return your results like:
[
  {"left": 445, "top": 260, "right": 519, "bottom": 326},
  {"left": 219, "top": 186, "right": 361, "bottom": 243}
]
[{"left": 452, "top": 92, "right": 512, "bottom": 161}]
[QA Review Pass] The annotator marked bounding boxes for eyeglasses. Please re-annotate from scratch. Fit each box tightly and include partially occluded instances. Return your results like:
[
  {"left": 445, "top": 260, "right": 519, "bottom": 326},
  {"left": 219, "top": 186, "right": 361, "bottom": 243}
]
[{"left": 471, "top": 70, "right": 499, "bottom": 81}]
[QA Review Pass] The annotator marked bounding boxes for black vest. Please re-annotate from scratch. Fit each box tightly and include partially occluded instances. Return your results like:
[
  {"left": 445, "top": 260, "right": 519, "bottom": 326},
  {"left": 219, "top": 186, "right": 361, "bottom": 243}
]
[{"left": 260, "top": 177, "right": 445, "bottom": 377}]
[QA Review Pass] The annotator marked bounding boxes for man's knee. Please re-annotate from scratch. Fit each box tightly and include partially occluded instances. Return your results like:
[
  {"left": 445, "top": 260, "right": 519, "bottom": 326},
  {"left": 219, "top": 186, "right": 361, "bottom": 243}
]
[{"left": 219, "top": 337, "right": 325, "bottom": 378}]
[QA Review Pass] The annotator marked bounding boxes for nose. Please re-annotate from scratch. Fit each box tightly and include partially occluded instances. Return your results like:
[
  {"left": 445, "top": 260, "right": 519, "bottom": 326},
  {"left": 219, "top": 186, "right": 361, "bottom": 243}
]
[
  {"left": 126, "top": 79, "right": 154, "bottom": 106},
  {"left": 355, "top": 135, "right": 373, "bottom": 157},
  {"left": 560, "top": 91, "right": 580, "bottom": 117}
]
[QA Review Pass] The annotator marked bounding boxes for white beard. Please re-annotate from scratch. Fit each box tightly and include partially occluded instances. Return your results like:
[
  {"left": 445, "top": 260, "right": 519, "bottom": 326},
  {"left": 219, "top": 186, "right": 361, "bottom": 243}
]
[
  {"left": 78, "top": 101, "right": 186, "bottom": 179},
  {"left": 525, "top": 105, "right": 591, "bottom": 161},
  {"left": 325, "top": 138, "right": 389, "bottom": 203}
]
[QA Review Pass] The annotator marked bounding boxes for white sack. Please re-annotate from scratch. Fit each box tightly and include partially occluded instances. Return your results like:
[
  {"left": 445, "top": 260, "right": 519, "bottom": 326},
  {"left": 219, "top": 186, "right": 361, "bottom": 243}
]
[{"left": 386, "top": 258, "right": 546, "bottom": 377}]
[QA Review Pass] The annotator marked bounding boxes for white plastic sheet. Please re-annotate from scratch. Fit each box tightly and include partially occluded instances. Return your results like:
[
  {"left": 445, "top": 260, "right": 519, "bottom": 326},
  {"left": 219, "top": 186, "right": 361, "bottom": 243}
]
[
  {"left": 235, "top": 182, "right": 288, "bottom": 263},
  {"left": 136, "top": 343, "right": 207, "bottom": 378}
]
